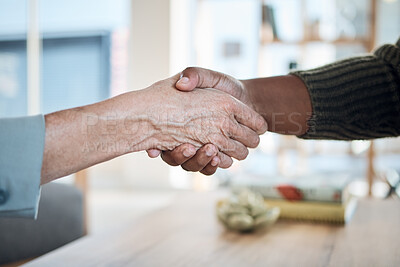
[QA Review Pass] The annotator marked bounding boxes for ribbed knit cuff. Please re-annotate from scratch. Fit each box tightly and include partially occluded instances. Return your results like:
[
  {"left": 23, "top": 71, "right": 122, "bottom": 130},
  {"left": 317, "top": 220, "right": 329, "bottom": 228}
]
[{"left": 291, "top": 39, "right": 400, "bottom": 140}]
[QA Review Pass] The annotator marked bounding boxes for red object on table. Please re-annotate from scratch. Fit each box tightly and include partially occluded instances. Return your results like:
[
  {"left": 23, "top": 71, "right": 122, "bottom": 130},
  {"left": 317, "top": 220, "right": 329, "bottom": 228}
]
[{"left": 276, "top": 185, "right": 303, "bottom": 201}]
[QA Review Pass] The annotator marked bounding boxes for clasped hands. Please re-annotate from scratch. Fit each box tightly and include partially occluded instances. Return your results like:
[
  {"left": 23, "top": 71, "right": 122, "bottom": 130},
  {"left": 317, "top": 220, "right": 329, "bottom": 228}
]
[
  {"left": 42, "top": 65, "right": 309, "bottom": 184},
  {"left": 145, "top": 67, "right": 266, "bottom": 175}
]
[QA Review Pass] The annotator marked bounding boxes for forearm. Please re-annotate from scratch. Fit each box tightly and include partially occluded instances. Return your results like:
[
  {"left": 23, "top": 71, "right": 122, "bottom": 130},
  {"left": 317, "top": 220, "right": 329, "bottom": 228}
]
[
  {"left": 41, "top": 91, "right": 155, "bottom": 184},
  {"left": 242, "top": 75, "right": 312, "bottom": 136}
]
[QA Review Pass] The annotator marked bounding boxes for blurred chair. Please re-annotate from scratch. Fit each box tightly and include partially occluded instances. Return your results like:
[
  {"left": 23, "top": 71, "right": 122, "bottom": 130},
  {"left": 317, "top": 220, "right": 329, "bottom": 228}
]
[{"left": 0, "top": 170, "right": 88, "bottom": 265}]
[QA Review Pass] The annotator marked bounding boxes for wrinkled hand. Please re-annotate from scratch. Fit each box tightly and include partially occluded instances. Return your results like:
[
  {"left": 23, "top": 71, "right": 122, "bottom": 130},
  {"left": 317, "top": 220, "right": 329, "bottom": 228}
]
[
  {"left": 143, "top": 73, "right": 266, "bottom": 161},
  {"left": 147, "top": 68, "right": 258, "bottom": 175}
]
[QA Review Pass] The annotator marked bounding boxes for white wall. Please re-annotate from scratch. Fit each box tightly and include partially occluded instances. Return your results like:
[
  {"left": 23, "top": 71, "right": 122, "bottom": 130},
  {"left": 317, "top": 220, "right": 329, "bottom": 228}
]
[
  {"left": 195, "top": 0, "right": 261, "bottom": 79},
  {"left": 169, "top": 0, "right": 198, "bottom": 74},
  {"left": 376, "top": 0, "right": 400, "bottom": 46},
  {"left": 0, "top": 0, "right": 130, "bottom": 35}
]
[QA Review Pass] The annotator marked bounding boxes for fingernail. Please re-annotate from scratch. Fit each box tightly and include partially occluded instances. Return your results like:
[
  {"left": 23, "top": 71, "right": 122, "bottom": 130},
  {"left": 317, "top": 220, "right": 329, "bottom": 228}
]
[
  {"left": 211, "top": 157, "right": 219, "bottom": 167},
  {"left": 206, "top": 147, "right": 215, "bottom": 157},
  {"left": 178, "top": 77, "right": 189, "bottom": 84},
  {"left": 183, "top": 147, "right": 196, "bottom": 157}
]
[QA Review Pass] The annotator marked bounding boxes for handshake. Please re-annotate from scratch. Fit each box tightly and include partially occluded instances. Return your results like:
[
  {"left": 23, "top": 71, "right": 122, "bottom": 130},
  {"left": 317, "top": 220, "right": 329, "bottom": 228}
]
[
  {"left": 136, "top": 67, "right": 310, "bottom": 175},
  {"left": 144, "top": 67, "right": 268, "bottom": 175},
  {"left": 42, "top": 66, "right": 311, "bottom": 183},
  {"left": 36, "top": 40, "right": 400, "bottom": 184}
]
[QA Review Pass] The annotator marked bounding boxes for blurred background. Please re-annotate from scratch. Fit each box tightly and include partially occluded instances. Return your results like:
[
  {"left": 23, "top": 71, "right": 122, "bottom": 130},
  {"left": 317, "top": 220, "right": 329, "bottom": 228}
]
[{"left": 0, "top": 0, "right": 399, "bottom": 234}]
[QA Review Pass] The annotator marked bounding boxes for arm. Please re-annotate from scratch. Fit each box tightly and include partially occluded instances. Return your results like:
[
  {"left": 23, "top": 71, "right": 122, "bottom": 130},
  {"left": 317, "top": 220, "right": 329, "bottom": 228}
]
[
  {"left": 291, "top": 39, "right": 400, "bottom": 140},
  {"left": 162, "top": 37, "right": 400, "bottom": 173},
  {"left": 1, "top": 74, "right": 267, "bottom": 218},
  {"left": 175, "top": 71, "right": 312, "bottom": 135}
]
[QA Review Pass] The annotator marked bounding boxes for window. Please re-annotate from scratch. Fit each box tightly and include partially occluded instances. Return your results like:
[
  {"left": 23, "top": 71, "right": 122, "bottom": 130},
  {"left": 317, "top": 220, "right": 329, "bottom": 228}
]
[{"left": 0, "top": 0, "right": 129, "bottom": 117}]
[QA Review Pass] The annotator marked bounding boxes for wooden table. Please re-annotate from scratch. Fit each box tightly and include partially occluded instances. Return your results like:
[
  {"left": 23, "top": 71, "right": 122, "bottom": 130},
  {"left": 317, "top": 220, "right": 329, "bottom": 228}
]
[{"left": 24, "top": 191, "right": 400, "bottom": 267}]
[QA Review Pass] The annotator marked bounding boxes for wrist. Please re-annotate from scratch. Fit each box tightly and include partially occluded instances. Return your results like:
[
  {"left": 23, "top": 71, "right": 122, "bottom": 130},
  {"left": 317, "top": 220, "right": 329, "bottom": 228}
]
[
  {"left": 41, "top": 91, "right": 156, "bottom": 182},
  {"left": 240, "top": 79, "right": 258, "bottom": 112},
  {"left": 240, "top": 75, "right": 312, "bottom": 135},
  {"left": 112, "top": 89, "right": 188, "bottom": 152},
  {"left": 102, "top": 90, "right": 160, "bottom": 154}
]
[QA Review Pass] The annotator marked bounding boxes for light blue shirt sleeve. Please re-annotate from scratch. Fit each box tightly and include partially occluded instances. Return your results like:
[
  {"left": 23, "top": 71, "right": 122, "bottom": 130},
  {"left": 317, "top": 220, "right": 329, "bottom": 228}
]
[{"left": 0, "top": 115, "right": 45, "bottom": 219}]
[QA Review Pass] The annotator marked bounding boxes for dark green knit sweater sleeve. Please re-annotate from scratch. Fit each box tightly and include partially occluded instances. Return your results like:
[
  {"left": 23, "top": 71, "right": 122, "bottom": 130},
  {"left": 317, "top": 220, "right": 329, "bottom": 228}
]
[{"left": 291, "top": 38, "right": 400, "bottom": 140}]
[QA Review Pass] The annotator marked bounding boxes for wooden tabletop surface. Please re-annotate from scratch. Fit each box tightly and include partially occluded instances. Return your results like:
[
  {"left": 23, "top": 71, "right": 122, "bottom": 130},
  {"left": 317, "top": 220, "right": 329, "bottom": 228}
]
[{"left": 24, "top": 191, "right": 400, "bottom": 267}]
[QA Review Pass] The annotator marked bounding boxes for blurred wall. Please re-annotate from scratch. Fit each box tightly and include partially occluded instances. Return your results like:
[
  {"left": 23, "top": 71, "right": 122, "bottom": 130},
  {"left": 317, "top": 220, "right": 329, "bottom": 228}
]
[
  {"left": 87, "top": 0, "right": 174, "bottom": 190},
  {"left": 0, "top": 0, "right": 174, "bottom": 189},
  {"left": 102, "top": 0, "right": 172, "bottom": 189},
  {"left": 0, "top": 0, "right": 130, "bottom": 35},
  {"left": 129, "top": 0, "right": 171, "bottom": 89},
  {"left": 376, "top": 0, "right": 400, "bottom": 46},
  {"left": 195, "top": 0, "right": 260, "bottom": 79}
]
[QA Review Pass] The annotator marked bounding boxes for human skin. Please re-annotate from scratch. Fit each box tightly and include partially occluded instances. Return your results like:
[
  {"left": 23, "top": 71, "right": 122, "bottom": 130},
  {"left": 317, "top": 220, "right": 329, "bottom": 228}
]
[
  {"left": 40, "top": 73, "right": 268, "bottom": 184},
  {"left": 148, "top": 67, "right": 312, "bottom": 175}
]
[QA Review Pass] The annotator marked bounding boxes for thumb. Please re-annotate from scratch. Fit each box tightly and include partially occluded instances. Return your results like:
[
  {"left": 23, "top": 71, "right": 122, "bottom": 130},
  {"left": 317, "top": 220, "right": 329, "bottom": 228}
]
[
  {"left": 175, "top": 71, "right": 198, "bottom": 92},
  {"left": 175, "top": 67, "right": 251, "bottom": 107},
  {"left": 175, "top": 67, "right": 236, "bottom": 94}
]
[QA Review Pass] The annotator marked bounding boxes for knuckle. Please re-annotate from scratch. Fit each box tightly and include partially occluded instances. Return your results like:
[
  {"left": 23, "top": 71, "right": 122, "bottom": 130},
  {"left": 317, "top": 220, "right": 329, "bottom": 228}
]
[
  {"left": 218, "top": 94, "right": 234, "bottom": 109},
  {"left": 228, "top": 120, "right": 239, "bottom": 131},
  {"left": 232, "top": 124, "right": 245, "bottom": 140},
  {"left": 204, "top": 143, "right": 215, "bottom": 151},
  {"left": 220, "top": 117, "right": 231, "bottom": 132},
  {"left": 225, "top": 97, "right": 236, "bottom": 110},
  {"left": 209, "top": 134, "right": 225, "bottom": 148}
]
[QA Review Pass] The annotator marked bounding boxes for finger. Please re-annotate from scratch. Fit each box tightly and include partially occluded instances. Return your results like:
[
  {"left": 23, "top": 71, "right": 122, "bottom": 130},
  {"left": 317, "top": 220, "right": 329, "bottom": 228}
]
[
  {"left": 181, "top": 144, "right": 218, "bottom": 172},
  {"left": 232, "top": 100, "right": 268, "bottom": 135},
  {"left": 223, "top": 139, "right": 249, "bottom": 161},
  {"left": 211, "top": 134, "right": 249, "bottom": 161},
  {"left": 226, "top": 120, "right": 261, "bottom": 149},
  {"left": 217, "top": 152, "right": 233, "bottom": 169},
  {"left": 200, "top": 157, "right": 220, "bottom": 176},
  {"left": 176, "top": 67, "right": 242, "bottom": 98},
  {"left": 146, "top": 149, "right": 161, "bottom": 158},
  {"left": 161, "top": 144, "right": 197, "bottom": 166}
]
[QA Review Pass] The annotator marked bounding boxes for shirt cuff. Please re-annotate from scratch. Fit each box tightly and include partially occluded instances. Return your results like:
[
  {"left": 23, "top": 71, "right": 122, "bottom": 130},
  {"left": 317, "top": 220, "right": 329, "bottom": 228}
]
[{"left": 0, "top": 115, "right": 45, "bottom": 219}]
